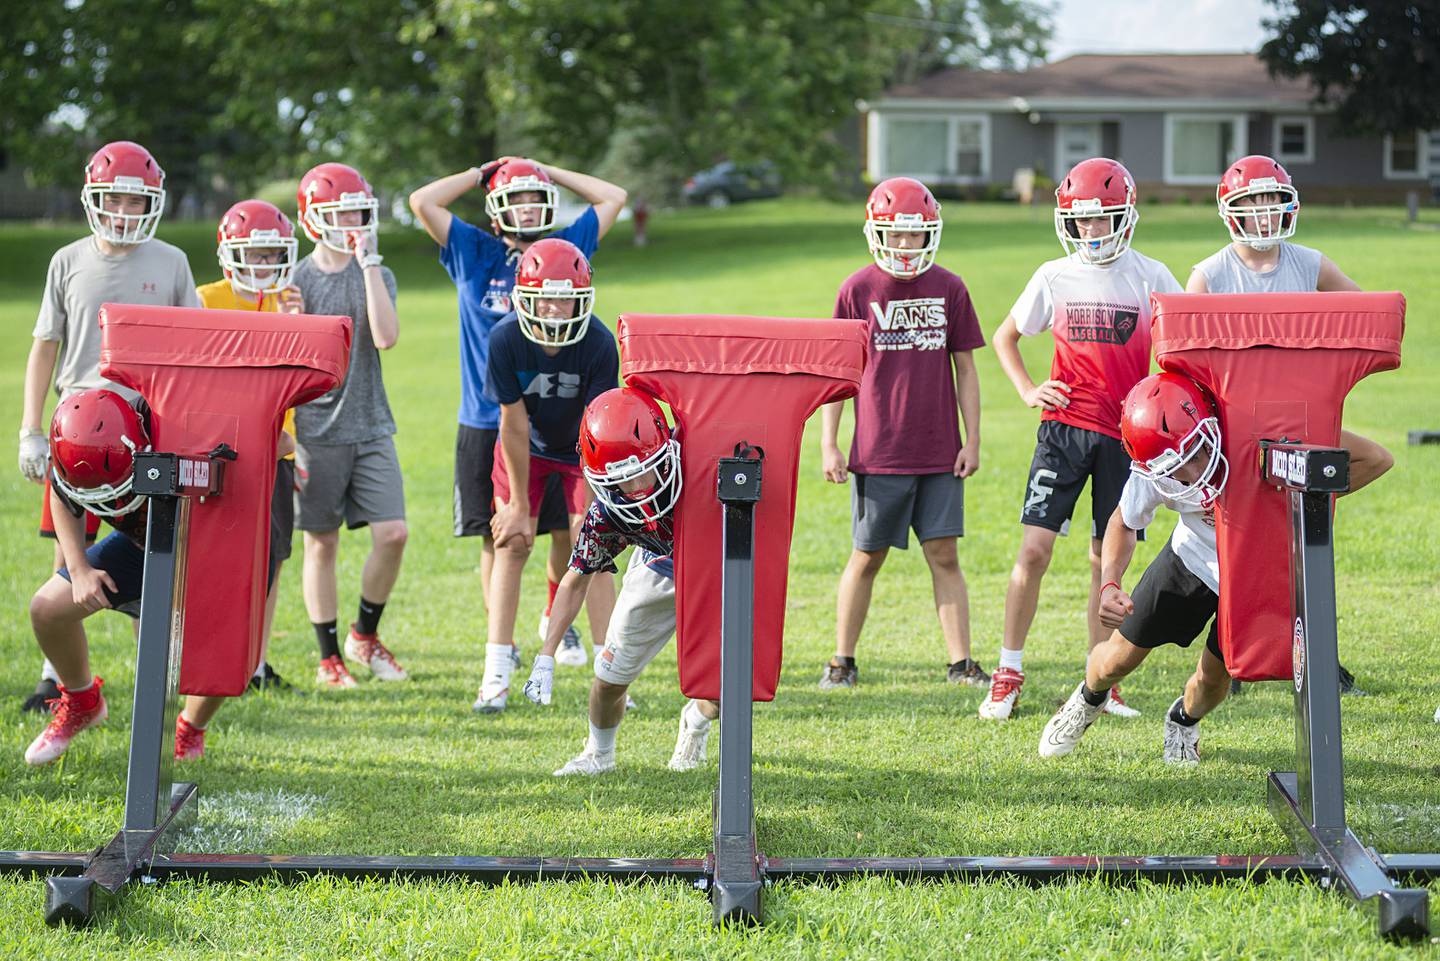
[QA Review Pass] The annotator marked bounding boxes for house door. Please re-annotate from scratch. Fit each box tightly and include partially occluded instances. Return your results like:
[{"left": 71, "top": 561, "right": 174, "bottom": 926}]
[{"left": 1056, "top": 123, "right": 1102, "bottom": 178}]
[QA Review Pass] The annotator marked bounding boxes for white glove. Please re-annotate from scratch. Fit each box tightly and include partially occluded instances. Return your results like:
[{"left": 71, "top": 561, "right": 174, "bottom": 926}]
[
  {"left": 19, "top": 429, "right": 48, "bottom": 483},
  {"left": 524, "top": 654, "right": 555, "bottom": 705}
]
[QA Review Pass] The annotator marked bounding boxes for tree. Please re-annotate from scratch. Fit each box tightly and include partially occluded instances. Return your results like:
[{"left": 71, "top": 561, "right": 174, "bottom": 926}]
[{"left": 1260, "top": 0, "right": 1440, "bottom": 135}]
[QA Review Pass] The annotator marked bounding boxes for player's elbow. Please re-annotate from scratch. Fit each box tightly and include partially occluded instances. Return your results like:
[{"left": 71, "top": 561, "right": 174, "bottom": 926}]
[{"left": 373, "top": 330, "right": 398, "bottom": 351}]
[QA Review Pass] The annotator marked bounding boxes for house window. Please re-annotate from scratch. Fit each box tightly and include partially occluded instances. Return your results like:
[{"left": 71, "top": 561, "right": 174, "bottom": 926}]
[
  {"left": 884, "top": 118, "right": 949, "bottom": 179},
  {"left": 1164, "top": 114, "right": 1248, "bottom": 185},
  {"left": 954, "top": 120, "right": 984, "bottom": 177},
  {"left": 1383, "top": 130, "right": 1426, "bottom": 179},
  {"left": 1272, "top": 116, "right": 1314, "bottom": 164}
]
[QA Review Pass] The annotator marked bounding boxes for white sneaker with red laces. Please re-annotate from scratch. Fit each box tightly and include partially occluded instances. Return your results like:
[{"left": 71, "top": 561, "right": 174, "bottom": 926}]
[
  {"left": 174, "top": 715, "right": 206, "bottom": 761},
  {"left": 316, "top": 655, "right": 358, "bottom": 690},
  {"left": 25, "top": 680, "right": 108, "bottom": 765},
  {"left": 978, "top": 667, "right": 1024, "bottom": 720},
  {"left": 345, "top": 626, "right": 409, "bottom": 681},
  {"left": 1103, "top": 683, "right": 1141, "bottom": 718}
]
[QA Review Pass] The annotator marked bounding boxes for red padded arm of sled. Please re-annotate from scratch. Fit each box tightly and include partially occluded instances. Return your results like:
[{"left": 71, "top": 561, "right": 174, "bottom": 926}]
[
  {"left": 101, "top": 304, "right": 353, "bottom": 696},
  {"left": 620, "top": 314, "right": 868, "bottom": 701},
  {"left": 1153, "top": 292, "right": 1403, "bottom": 681}
]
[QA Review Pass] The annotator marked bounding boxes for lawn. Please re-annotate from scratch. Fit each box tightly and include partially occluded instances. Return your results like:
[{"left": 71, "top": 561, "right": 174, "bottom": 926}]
[{"left": 0, "top": 199, "right": 1437, "bottom": 959}]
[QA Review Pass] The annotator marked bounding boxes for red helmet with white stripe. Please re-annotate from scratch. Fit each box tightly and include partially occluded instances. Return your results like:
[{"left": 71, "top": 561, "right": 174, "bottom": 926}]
[
  {"left": 1054, "top": 158, "right": 1138, "bottom": 265},
  {"left": 49, "top": 389, "right": 150, "bottom": 519},
  {"left": 1217, "top": 155, "right": 1299, "bottom": 251},
  {"left": 297, "top": 163, "right": 378, "bottom": 253},
  {"left": 578, "top": 388, "right": 681, "bottom": 530},
  {"left": 1121, "top": 372, "right": 1228, "bottom": 508},
  {"left": 217, "top": 200, "right": 298, "bottom": 295},
  {"left": 485, "top": 159, "right": 559, "bottom": 238},
  {"left": 863, "top": 177, "right": 943, "bottom": 279},
  {"left": 82, "top": 141, "right": 167, "bottom": 245},
  {"left": 512, "top": 238, "right": 595, "bottom": 347}
]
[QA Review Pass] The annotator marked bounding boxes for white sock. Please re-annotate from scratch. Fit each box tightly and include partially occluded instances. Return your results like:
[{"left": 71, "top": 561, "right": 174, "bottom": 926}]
[
  {"left": 41, "top": 659, "right": 60, "bottom": 683},
  {"left": 252, "top": 660, "right": 267, "bottom": 680},
  {"left": 683, "top": 700, "right": 712, "bottom": 732},
  {"left": 999, "top": 647, "right": 1024, "bottom": 673},
  {"left": 587, "top": 722, "right": 618, "bottom": 756},
  {"left": 482, "top": 643, "right": 516, "bottom": 697}
]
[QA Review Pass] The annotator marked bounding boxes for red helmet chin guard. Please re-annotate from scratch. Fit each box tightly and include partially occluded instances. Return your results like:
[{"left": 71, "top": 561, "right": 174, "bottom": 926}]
[{"left": 579, "top": 387, "right": 681, "bottom": 529}]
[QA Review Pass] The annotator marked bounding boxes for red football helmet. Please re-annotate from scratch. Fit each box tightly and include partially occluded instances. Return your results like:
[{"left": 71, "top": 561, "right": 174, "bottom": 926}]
[
  {"left": 1054, "top": 157, "right": 1138, "bottom": 265},
  {"left": 1121, "top": 372, "right": 1228, "bottom": 508},
  {"left": 485, "top": 159, "right": 558, "bottom": 238},
  {"left": 82, "top": 141, "right": 167, "bottom": 245},
  {"left": 512, "top": 238, "right": 595, "bottom": 347},
  {"left": 297, "top": 162, "right": 378, "bottom": 253},
  {"left": 49, "top": 389, "right": 150, "bottom": 518},
  {"left": 217, "top": 200, "right": 298, "bottom": 295},
  {"left": 863, "top": 177, "right": 942, "bottom": 279},
  {"left": 578, "top": 388, "right": 681, "bottom": 530},
  {"left": 1217, "top": 154, "right": 1299, "bottom": 250}
]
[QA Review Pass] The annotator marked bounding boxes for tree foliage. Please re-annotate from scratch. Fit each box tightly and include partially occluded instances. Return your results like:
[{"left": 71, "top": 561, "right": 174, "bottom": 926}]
[{"left": 1260, "top": 0, "right": 1440, "bottom": 136}]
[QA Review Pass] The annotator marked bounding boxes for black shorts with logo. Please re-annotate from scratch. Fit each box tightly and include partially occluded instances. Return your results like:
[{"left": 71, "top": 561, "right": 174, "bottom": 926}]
[
  {"left": 453, "top": 425, "right": 570, "bottom": 537},
  {"left": 1119, "top": 537, "right": 1223, "bottom": 663},
  {"left": 1020, "top": 420, "right": 1141, "bottom": 540}
]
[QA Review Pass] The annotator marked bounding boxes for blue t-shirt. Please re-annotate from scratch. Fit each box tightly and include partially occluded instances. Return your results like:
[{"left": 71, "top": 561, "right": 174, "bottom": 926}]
[
  {"left": 484, "top": 312, "right": 619, "bottom": 464},
  {"left": 439, "top": 207, "right": 601, "bottom": 430}
]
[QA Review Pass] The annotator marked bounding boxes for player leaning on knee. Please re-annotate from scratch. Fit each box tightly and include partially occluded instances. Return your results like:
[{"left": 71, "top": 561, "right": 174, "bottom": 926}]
[
  {"left": 1188, "top": 154, "right": 1393, "bottom": 695},
  {"left": 479, "top": 239, "right": 619, "bottom": 713},
  {"left": 982, "top": 158, "right": 1182, "bottom": 721},
  {"left": 816, "top": 177, "right": 987, "bottom": 691},
  {"left": 408, "top": 158, "right": 627, "bottom": 669},
  {"left": 18, "top": 140, "right": 200, "bottom": 713},
  {"left": 526, "top": 388, "right": 717, "bottom": 775},
  {"left": 292, "top": 163, "right": 410, "bottom": 689},
  {"left": 1038, "top": 372, "right": 1391, "bottom": 762}
]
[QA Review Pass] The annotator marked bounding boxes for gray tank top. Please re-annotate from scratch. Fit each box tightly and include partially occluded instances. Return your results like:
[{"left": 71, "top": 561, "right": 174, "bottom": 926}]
[{"left": 1192, "top": 242, "right": 1323, "bottom": 294}]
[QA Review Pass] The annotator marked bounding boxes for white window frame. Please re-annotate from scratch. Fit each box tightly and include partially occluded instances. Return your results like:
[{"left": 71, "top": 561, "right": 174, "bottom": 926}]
[
  {"left": 868, "top": 111, "right": 991, "bottom": 185},
  {"left": 1382, "top": 130, "right": 1428, "bottom": 179},
  {"left": 1162, "top": 113, "right": 1248, "bottom": 185},
  {"left": 1272, "top": 115, "right": 1315, "bottom": 165}
]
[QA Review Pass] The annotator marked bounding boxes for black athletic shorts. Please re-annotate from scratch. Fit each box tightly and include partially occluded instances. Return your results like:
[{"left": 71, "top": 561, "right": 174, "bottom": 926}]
[
  {"left": 1020, "top": 420, "right": 1140, "bottom": 539},
  {"left": 268, "top": 458, "right": 296, "bottom": 587},
  {"left": 453, "top": 425, "right": 570, "bottom": 537},
  {"left": 1119, "top": 537, "right": 1223, "bottom": 663}
]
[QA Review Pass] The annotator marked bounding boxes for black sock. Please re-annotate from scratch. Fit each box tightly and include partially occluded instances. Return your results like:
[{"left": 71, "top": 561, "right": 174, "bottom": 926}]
[
  {"left": 1080, "top": 682, "right": 1110, "bottom": 707},
  {"left": 1169, "top": 700, "right": 1201, "bottom": 727},
  {"left": 831, "top": 655, "right": 857, "bottom": 669},
  {"left": 313, "top": 620, "right": 340, "bottom": 659},
  {"left": 356, "top": 597, "right": 386, "bottom": 636}
]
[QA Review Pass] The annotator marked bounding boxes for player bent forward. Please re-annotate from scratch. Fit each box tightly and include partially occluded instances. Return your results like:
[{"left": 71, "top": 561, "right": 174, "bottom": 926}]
[{"left": 524, "top": 388, "right": 717, "bottom": 775}]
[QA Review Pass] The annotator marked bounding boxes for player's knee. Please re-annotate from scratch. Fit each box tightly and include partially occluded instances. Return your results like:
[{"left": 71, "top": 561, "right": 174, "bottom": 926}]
[
  {"left": 30, "top": 583, "right": 76, "bottom": 627},
  {"left": 921, "top": 538, "right": 959, "bottom": 573},
  {"left": 374, "top": 521, "right": 408, "bottom": 554},
  {"left": 1016, "top": 542, "right": 1053, "bottom": 575},
  {"left": 849, "top": 548, "right": 887, "bottom": 578},
  {"left": 304, "top": 530, "right": 340, "bottom": 560}
]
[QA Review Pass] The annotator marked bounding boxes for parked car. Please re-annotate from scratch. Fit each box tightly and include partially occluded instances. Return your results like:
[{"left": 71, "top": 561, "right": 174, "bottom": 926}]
[{"left": 682, "top": 161, "right": 783, "bottom": 207}]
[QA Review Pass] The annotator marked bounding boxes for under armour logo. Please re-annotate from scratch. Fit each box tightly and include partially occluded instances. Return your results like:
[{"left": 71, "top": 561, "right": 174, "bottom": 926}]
[
  {"left": 522, "top": 371, "right": 582, "bottom": 399},
  {"left": 1025, "top": 469, "right": 1057, "bottom": 517},
  {"left": 141, "top": 282, "right": 157, "bottom": 293}
]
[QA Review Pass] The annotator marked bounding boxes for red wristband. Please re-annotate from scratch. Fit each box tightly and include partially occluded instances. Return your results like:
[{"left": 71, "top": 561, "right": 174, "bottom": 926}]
[{"left": 1101, "top": 581, "right": 1121, "bottom": 595}]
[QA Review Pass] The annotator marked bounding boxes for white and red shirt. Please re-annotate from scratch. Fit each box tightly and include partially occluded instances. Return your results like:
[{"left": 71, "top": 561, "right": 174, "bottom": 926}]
[
  {"left": 1010, "top": 249, "right": 1182, "bottom": 440},
  {"left": 834, "top": 263, "right": 985, "bottom": 474},
  {"left": 1118, "top": 473, "right": 1218, "bottom": 594}
]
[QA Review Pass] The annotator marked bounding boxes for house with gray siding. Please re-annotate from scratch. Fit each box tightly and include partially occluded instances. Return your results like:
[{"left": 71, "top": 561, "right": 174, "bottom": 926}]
[{"left": 860, "top": 53, "right": 1434, "bottom": 203}]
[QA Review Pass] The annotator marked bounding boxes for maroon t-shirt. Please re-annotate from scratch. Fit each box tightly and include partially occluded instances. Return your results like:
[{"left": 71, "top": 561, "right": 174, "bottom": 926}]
[{"left": 835, "top": 264, "right": 985, "bottom": 474}]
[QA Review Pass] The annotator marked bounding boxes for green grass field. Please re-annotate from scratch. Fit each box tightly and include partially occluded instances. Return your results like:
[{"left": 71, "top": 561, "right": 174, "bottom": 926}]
[{"left": 0, "top": 200, "right": 1438, "bottom": 959}]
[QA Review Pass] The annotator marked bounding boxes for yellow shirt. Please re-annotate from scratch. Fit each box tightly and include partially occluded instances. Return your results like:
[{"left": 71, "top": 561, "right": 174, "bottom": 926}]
[{"left": 195, "top": 279, "right": 297, "bottom": 458}]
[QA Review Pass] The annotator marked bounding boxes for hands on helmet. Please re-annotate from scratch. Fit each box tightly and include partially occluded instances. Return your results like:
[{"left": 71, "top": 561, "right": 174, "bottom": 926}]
[{"left": 19, "top": 428, "right": 48, "bottom": 484}]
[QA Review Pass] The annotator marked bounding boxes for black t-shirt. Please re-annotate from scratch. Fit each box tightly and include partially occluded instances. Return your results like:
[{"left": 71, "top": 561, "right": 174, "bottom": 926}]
[
  {"left": 54, "top": 397, "right": 151, "bottom": 547},
  {"left": 483, "top": 313, "right": 619, "bottom": 464}
]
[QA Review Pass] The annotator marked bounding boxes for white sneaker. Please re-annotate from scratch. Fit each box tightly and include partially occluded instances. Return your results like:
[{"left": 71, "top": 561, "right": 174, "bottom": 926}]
[
  {"left": 1163, "top": 697, "right": 1200, "bottom": 764},
  {"left": 978, "top": 667, "right": 1024, "bottom": 720},
  {"left": 344, "top": 627, "right": 409, "bottom": 682},
  {"left": 556, "top": 629, "right": 587, "bottom": 668},
  {"left": 1434, "top": 703, "right": 1440, "bottom": 724},
  {"left": 668, "top": 713, "right": 710, "bottom": 771},
  {"left": 1038, "top": 682, "right": 1106, "bottom": 758},
  {"left": 625, "top": 694, "right": 638, "bottom": 712},
  {"left": 554, "top": 749, "right": 616, "bottom": 777},
  {"left": 473, "top": 686, "right": 508, "bottom": 714},
  {"left": 1102, "top": 683, "right": 1141, "bottom": 718}
]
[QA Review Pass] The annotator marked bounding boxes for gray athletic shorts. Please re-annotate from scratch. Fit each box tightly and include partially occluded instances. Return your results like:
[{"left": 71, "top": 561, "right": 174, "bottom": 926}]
[
  {"left": 295, "top": 435, "right": 406, "bottom": 532},
  {"left": 851, "top": 471, "right": 965, "bottom": 551}
]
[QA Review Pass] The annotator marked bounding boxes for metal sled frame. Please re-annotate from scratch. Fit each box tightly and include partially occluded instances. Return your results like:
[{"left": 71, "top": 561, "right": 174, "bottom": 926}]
[{"left": 2, "top": 444, "right": 1436, "bottom": 940}]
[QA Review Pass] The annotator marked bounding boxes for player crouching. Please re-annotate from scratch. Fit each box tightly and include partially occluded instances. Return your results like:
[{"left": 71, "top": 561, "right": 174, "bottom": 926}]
[{"left": 524, "top": 388, "right": 717, "bottom": 775}]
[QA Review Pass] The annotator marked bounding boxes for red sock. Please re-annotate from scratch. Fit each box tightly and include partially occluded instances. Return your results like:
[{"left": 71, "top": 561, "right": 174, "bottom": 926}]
[{"left": 546, "top": 579, "right": 559, "bottom": 616}]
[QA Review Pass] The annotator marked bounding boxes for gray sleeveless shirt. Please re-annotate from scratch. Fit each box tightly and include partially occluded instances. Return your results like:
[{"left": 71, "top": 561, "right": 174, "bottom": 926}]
[{"left": 1192, "top": 242, "right": 1323, "bottom": 294}]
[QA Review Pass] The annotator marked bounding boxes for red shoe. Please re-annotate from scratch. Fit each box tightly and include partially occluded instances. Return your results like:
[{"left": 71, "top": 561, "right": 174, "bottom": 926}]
[
  {"left": 344, "top": 626, "right": 409, "bottom": 681},
  {"left": 174, "top": 714, "right": 206, "bottom": 761},
  {"left": 316, "top": 655, "right": 358, "bottom": 689},
  {"left": 25, "top": 678, "right": 108, "bottom": 765},
  {"left": 978, "top": 667, "right": 1024, "bottom": 720}
]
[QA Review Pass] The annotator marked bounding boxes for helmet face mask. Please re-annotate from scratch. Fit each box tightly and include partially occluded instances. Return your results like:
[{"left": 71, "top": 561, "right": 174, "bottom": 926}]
[
  {"left": 1219, "top": 177, "right": 1298, "bottom": 251},
  {"left": 1121, "top": 372, "right": 1229, "bottom": 510},
  {"left": 1054, "top": 158, "right": 1138, "bottom": 266},
  {"left": 485, "top": 164, "right": 559, "bottom": 239},
  {"left": 1133, "top": 417, "right": 1229, "bottom": 509},
  {"left": 579, "top": 388, "right": 683, "bottom": 530},
  {"left": 587, "top": 439, "right": 683, "bottom": 529},
  {"left": 82, "top": 142, "right": 168, "bottom": 246},
  {"left": 49, "top": 389, "right": 150, "bottom": 519},
  {"left": 864, "top": 178, "right": 942, "bottom": 279},
  {"left": 513, "top": 238, "right": 595, "bottom": 348},
  {"left": 302, "top": 192, "right": 378, "bottom": 254}
]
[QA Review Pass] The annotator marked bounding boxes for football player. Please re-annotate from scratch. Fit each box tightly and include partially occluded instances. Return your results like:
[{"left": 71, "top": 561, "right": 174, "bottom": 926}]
[
  {"left": 526, "top": 388, "right": 715, "bottom": 775},
  {"left": 816, "top": 177, "right": 988, "bottom": 690},
  {"left": 19, "top": 141, "right": 200, "bottom": 713},
  {"left": 1187, "top": 154, "right": 1393, "bottom": 695},
  {"left": 198, "top": 199, "right": 304, "bottom": 691},
  {"left": 1039, "top": 372, "right": 1390, "bottom": 761},
  {"left": 292, "top": 163, "right": 409, "bottom": 689},
  {"left": 479, "top": 239, "right": 619, "bottom": 713},
  {"left": 408, "top": 158, "right": 627, "bottom": 670},
  {"left": 980, "top": 158, "right": 1183, "bottom": 721}
]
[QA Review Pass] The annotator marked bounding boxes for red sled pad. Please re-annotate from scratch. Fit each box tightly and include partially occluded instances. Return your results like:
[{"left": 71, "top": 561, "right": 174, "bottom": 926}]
[
  {"left": 620, "top": 314, "right": 868, "bottom": 701},
  {"left": 100, "top": 303, "right": 353, "bottom": 696},
  {"left": 1152, "top": 292, "right": 1403, "bottom": 681}
]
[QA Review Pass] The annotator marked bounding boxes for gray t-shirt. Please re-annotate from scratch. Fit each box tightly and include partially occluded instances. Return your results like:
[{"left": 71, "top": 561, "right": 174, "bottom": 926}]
[
  {"left": 1192, "top": 241, "right": 1323, "bottom": 294},
  {"left": 34, "top": 236, "right": 200, "bottom": 399},
  {"left": 292, "top": 254, "right": 398, "bottom": 445}
]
